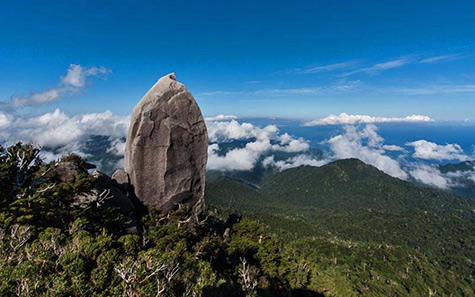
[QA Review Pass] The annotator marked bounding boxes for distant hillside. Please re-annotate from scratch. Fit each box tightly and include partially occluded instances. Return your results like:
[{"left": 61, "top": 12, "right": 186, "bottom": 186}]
[
  {"left": 439, "top": 160, "right": 475, "bottom": 199},
  {"left": 260, "top": 158, "right": 473, "bottom": 215},
  {"left": 208, "top": 158, "right": 474, "bottom": 216},
  {"left": 439, "top": 160, "right": 475, "bottom": 173},
  {"left": 42, "top": 135, "right": 124, "bottom": 175},
  {"left": 206, "top": 158, "right": 475, "bottom": 292}
]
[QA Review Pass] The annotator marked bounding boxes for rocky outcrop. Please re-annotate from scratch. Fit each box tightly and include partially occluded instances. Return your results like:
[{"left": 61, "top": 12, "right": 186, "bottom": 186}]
[
  {"left": 125, "top": 73, "right": 208, "bottom": 218},
  {"left": 52, "top": 162, "right": 134, "bottom": 214},
  {"left": 90, "top": 170, "right": 134, "bottom": 214},
  {"left": 111, "top": 169, "right": 130, "bottom": 191},
  {"left": 54, "top": 161, "right": 91, "bottom": 182}
]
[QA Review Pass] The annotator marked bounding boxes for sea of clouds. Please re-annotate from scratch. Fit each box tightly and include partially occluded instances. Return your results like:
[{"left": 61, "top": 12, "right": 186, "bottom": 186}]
[
  {"left": 0, "top": 108, "right": 474, "bottom": 191},
  {"left": 1, "top": 63, "right": 473, "bottom": 191}
]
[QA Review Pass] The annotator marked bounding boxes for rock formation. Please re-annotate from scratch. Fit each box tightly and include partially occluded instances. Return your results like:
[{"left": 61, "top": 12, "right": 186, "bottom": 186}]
[
  {"left": 53, "top": 161, "right": 134, "bottom": 214},
  {"left": 125, "top": 73, "right": 208, "bottom": 218}
]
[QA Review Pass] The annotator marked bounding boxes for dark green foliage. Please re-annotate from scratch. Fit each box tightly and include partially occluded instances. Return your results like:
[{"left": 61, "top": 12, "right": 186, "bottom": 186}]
[
  {"left": 206, "top": 158, "right": 475, "bottom": 296},
  {"left": 0, "top": 143, "right": 319, "bottom": 296},
  {"left": 259, "top": 159, "right": 473, "bottom": 215},
  {"left": 2, "top": 144, "right": 474, "bottom": 296}
]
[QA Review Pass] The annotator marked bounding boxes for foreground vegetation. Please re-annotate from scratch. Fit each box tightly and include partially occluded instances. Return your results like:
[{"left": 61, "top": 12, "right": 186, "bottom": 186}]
[{"left": 0, "top": 143, "right": 474, "bottom": 296}]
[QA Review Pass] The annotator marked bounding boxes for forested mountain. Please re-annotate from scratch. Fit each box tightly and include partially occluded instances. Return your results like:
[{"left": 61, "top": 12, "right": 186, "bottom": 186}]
[
  {"left": 206, "top": 158, "right": 475, "bottom": 295},
  {"left": 1, "top": 143, "right": 474, "bottom": 296}
]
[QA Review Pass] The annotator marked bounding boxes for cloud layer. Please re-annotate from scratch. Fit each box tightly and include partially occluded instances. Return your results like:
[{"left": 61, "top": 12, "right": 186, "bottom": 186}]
[
  {"left": 205, "top": 117, "right": 314, "bottom": 171},
  {"left": 304, "top": 113, "right": 433, "bottom": 126},
  {"left": 1, "top": 108, "right": 472, "bottom": 192},
  {"left": 263, "top": 154, "right": 328, "bottom": 171},
  {"left": 321, "top": 124, "right": 473, "bottom": 189},
  {"left": 0, "top": 109, "right": 128, "bottom": 166},
  {"left": 204, "top": 118, "right": 473, "bottom": 190},
  {"left": 406, "top": 140, "right": 470, "bottom": 161}
]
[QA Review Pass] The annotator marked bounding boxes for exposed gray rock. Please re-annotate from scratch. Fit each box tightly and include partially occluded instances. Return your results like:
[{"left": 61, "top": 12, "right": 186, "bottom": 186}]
[
  {"left": 53, "top": 159, "right": 96, "bottom": 183},
  {"left": 112, "top": 169, "right": 129, "bottom": 191},
  {"left": 92, "top": 170, "right": 135, "bottom": 213},
  {"left": 54, "top": 162, "right": 86, "bottom": 182},
  {"left": 125, "top": 73, "right": 208, "bottom": 219},
  {"left": 73, "top": 170, "right": 134, "bottom": 213}
]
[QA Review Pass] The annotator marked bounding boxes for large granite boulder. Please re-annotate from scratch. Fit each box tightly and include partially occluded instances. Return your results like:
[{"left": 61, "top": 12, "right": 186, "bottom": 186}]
[{"left": 124, "top": 73, "right": 208, "bottom": 218}]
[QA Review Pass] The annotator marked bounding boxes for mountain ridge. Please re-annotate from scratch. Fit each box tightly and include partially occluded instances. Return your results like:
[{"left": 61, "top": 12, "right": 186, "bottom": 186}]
[
  {"left": 259, "top": 158, "right": 474, "bottom": 215},
  {"left": 206, "top": 157, "right": 475, "bottom": 287}
]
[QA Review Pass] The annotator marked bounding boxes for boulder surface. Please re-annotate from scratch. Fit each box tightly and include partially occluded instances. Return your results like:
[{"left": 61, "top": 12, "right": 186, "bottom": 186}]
[{"left": 125, "top": 73, "right": 207, "bottom": 218}]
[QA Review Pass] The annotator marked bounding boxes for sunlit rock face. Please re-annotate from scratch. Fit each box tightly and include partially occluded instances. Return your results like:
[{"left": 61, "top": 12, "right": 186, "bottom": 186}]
[{"left": 125, "top": 73, "right": 207, "bottom": 219}]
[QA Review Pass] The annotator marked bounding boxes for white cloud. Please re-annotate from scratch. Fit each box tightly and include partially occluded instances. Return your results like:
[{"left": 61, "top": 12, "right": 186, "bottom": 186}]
[
  {"left": 373, "top": 59, "right": 408, "bottom": 70},
  {"left": 11, "top": 88, "right": 63, "bottom": 107},
  {"left": 284, "top": 57, "right": 411, "bottom": 77},
  {"left": 262, "top": 155, "right": 275, "bottom": 168},
  {"left": 281, "top": 60, "right": 358, "bottom": 74},
  {"left": 342, "top": 57, "right": 410, "bottom": 76},
  {"left": 0, "top": 112, "right": 12, "bottom": 129},
  {"left": 408, "top": 162, "right": 475, "bottom": 190},
  {"left": 420, "top": 54, "right": 460, "bottom": 64},
  {"left": 408, "top": 164, "right": 449, "bottom": 189},
  {"left": 198, "top": 82, "right": 475, "bottom": 100},
  {"left": 0, "top": 109, "right": 128, "bottom": 159},
  {"left": 2, "top": 110, "right": 310, "bottom": 172},
  {"left": 205, "top": 118, "right": 311, "bottom": 171},
  {"left": 278, "top": 133, "right": 293, "bottom": 144},
  {"left": 409, "top": 163, "right": 475, "bottom": 190},
  {"left": 406, "top": 140, "right": 471, "bottom": 161},
  {"left": 206, "top": 119, "right": 279, "bottom": 143},
  {"left": 2, "top": 107, "right": 472, "bottom": 194},
  {"left": 7, "top": 64, "right": 110, "bottom": 108},
  {"left": 272, "top": 138, "right": 309, "bottom": 152},
  {"left": 61, "top": 64, "right": 110, "bottom": 88},
  {"left": 107, "top": 138, "right": 126, "bottom": 156},
  {"left": 304, "top": 113, "right": 433, "bottom": 126},
  {"left": 205, "top": 118, "right": 475, "bottom": 192},
  {"left": 326, "top": 125, "right": 408, "bottom": 179},
  {"left": 205, "top": 119, "right": 472, "bottom": 191},
  {"left": 264, "top": 154, "right": 328, "bottom": 171},
  {"left": 206, "top": 120, "right": 410, "bottom": 178},
  {"left": 446, "top": 169, "right": 475, "bottom": 184},
  {"left": 205, "top": 115, "right": 238, "bottom": 121},
  {"left": 207, "top": 142, "right": 269, "bottom": 171},
  {"left": 39, "top": 150, "right": 64, "bottom": 164},
  {"left": 382, "top": 144, "right": 405, "bottom": 152}
]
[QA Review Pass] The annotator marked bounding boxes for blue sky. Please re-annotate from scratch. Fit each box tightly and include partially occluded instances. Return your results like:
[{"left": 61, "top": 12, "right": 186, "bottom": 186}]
[{"left": 1, "top": 0, "right": 474, "bottom": 120}]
